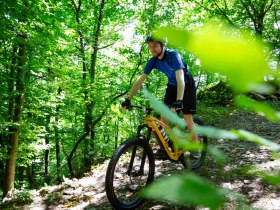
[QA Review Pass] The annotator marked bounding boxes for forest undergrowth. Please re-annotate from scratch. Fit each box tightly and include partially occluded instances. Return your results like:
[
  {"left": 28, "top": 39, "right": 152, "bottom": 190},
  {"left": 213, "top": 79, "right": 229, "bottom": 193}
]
[{"left": 1, "top": 100, "right": 280, "bottom": 210}]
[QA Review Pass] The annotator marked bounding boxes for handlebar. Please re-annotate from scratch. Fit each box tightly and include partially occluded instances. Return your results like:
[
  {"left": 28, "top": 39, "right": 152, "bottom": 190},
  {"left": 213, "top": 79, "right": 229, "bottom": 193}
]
[{"left": 126, "top": 105, "right": 153, "bottom": 114}]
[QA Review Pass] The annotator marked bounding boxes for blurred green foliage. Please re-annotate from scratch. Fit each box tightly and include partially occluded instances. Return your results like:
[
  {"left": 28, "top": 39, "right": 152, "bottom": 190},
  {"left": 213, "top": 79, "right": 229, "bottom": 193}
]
[
  {"left": 142, "top": 173, "right": 230, "bottom": 209},
  {"left": 235, "top": 95, "right": 280, "bottom": 122},
  {"left": 143, "top": 23, "right": 280, "bottom": 209},
  {"left": 155, "top": 24, "right": 273, "bottom": 93}
]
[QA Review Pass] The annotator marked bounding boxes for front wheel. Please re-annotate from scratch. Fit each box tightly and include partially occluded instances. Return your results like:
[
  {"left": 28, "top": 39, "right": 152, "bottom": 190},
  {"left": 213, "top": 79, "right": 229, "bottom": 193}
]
[
  {"left": 105, "top": 137, "right": 155, "bottom": 210},
  {"left": 180, "top": 118, "right": 208, "bottom": 170}
]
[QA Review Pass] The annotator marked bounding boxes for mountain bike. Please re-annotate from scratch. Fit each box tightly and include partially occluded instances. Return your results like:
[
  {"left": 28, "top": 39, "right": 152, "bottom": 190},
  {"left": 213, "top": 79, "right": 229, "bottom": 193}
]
[{"left": 105, "top": 105, "right": 208, "bottom": 210}]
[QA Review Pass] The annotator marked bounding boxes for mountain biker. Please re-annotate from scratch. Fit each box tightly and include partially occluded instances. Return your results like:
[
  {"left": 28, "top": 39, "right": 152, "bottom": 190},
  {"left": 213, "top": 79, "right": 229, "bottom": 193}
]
[{"left": 122, "top": 35, "right": 199, "bottom": 146}]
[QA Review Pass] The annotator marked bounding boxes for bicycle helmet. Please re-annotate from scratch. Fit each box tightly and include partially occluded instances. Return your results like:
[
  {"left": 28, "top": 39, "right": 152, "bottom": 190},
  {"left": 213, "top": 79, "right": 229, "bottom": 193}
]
[{"left": 145, "top": 35, "right": 166, "bottom": 46}]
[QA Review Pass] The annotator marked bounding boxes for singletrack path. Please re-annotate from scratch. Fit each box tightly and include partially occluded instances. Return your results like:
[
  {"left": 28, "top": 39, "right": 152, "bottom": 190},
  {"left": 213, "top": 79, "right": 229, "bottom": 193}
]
[{"left": 17, "top": 111, "right": 280, "bottom": 210}]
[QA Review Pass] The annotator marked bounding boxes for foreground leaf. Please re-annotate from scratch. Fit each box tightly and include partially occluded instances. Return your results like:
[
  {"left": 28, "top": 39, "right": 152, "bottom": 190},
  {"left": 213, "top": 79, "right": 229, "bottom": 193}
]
[
  {"left": 142, "top": 173, "right": 230, "bottom": 209},
  {"left": 194, "top": 126, "right": 237, "bottom": 139},
  {"left": 235, "top": 95, "right": 280, "bottom": 122},
  {"left": 232, "top": 129, "right": 280, "bottom": 151},
  {"left": 144, "top": 90, "right": 186, "bottom": 128},
  {"left": 260, "top": 173, "right": 280, "bottom": 186},
  {"left": 248, "top": 168, "right": 280, "bottom": 186},
  {"left": 155, "top": 24, "right": 271, "bottom": 93}
]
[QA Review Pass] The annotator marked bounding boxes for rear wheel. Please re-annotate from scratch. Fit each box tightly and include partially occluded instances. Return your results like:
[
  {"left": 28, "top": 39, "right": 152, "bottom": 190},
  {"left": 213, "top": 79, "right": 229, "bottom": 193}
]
[
  {"left": 180, "top": 118, "right": 208, "bottom": 170},
  {"left": 105, "top": 137, "right": 155, "bottom": 210}
]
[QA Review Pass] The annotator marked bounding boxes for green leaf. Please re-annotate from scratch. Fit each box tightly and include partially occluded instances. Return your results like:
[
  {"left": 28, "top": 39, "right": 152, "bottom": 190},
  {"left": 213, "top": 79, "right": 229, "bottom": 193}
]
[
  {"left": 232, "top": 130, "right": 280, "bottom": 151},
  {"left": 235, "top": 95, "right": 280, "bottom": 122},
  {"left": 143, "top": 89, "right": 186, "bottom": 128},
  {"left": 249, "top": 169, "right": 280, "bottom": 186},
  {"left": 142, "top": 173, "right": 230, "bottom": 209},
  {"left": 261, "top": 173, "right": 280, "bottom": 186},
  {"left": 155, "top": 24, "right": 271, "bottom": 93},
  {"left": 168, "top": 127, "right": 201, "bottom": 150},
  {"left": 195, "top": 126, "right": 280, "bottom": 151},
  {"left": 194, "top": 126, "right": 238, "bottom": 139},
  {"left": 208, "top": 146, "right": 227, "bottom": 165}
]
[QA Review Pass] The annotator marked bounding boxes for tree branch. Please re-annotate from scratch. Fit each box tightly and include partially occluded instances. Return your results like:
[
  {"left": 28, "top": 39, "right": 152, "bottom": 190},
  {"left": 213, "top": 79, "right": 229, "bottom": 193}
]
[
  {"left": 98, "top": 38, "right": 119, "bottom": 50},
  {"left": 264, "top": 0, "right": 274, "bottom": 14},
  {"left": 212, "top": 0, "right": 235, "bottom": 26},
  {"left": 129, "top": 42, "right": 146, "bottom": 85}
]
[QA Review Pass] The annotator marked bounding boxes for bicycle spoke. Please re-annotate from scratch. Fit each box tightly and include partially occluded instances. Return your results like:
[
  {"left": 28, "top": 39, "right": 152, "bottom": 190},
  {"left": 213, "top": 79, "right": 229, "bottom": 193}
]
[
  {"left": 106, "top": 138, "right": 154, "bottom": 209},
  {"left": 114, "top": 147, "right": 147, "bottom": 202},
  {"left": 180, "top": 118, "right": 208, "bottom": 170}
]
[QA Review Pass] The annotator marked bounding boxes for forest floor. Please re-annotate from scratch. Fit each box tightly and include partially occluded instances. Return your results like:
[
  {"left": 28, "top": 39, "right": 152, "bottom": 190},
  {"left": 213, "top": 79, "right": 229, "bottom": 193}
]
[{"left": 2, "top": 101, "right": 280, "bottom": 210}]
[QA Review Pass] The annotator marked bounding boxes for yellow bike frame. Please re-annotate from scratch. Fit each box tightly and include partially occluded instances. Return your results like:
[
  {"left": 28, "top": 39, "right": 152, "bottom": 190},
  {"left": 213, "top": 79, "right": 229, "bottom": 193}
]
[{"left": 143, "top": 114, "right": 186, "bottom": 161}]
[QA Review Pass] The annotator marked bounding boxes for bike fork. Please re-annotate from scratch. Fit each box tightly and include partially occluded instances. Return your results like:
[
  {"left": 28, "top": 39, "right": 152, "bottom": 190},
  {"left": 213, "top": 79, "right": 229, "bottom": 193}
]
[
  {"left": 127, "top": 144, "right": 147, "bottom": 176},
  {"left": 126, "top": 125, "right": 151, "bottom": 176}
]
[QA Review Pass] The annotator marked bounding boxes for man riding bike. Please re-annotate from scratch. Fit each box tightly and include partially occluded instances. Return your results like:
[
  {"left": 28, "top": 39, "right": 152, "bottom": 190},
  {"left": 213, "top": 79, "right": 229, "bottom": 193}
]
[{"left": 122, "top": 35, "right": 199, "bottom": 156}]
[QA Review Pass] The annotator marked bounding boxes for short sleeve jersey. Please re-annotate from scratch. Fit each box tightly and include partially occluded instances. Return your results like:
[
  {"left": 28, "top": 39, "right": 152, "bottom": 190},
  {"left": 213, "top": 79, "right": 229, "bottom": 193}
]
[{"left": 143, "top": 49, "right": 187, "bottom": 85}]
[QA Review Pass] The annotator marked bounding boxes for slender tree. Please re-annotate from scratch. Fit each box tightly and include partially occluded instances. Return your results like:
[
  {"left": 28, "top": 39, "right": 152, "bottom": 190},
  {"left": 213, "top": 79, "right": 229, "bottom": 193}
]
[{"left": 3, "top": 1, "right": 29, "bottom": 198}]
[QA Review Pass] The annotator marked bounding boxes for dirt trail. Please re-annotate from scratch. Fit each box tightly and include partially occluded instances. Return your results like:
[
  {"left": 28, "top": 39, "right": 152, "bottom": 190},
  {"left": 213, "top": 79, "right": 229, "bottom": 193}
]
[{"left": 8, "top": 111, "right": 280, "bottom": 210}]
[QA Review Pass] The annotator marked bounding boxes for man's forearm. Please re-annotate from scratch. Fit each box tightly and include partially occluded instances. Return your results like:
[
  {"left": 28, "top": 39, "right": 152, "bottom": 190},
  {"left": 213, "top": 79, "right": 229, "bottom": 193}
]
[
  {"left": 175, "top": 70, "right": 185, "bottom": 100},
  {"left": 128, "top": 73, "right": 147, "bottom": 99},
  {"left": 128, "top": 82, "right": 141, "bottom": 99},
  {"left": 177, "top": 81, "right": 185, "bottom": 100}
]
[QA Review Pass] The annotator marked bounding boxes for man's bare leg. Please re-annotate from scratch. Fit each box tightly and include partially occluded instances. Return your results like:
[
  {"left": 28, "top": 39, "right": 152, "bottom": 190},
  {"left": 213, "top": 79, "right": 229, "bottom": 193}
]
[
  {"left": 183, "top": 114, "right": 198, "bottom": 143},
  {"left": 161, "top": 116, "right": 168, "bottom": 126}
]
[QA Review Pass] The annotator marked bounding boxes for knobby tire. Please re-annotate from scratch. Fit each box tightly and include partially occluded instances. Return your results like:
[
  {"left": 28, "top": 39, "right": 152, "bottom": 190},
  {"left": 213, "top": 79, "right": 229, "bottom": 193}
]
[
  {"left": 180, "top": 117, "right": 208, "bottom": 170},
  {"left": 105, "top": 137, "right": 155, "bottom": 210}
]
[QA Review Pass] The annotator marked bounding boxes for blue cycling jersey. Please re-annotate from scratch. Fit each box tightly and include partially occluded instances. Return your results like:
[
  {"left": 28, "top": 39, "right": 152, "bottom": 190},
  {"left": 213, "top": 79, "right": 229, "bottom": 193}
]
[{"left": 143, "top": 49, "right": 188, "bottom": 85}]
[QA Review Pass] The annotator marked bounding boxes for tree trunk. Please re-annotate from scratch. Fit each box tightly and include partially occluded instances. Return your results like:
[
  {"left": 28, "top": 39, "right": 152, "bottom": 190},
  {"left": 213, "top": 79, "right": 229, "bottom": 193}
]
[
  {"left": 3, "top": 128, "right": 20, "bottom": 199},
  {"left": 114, "top": 120, "right": 119, "bottom": 150},
  {"left": 67, "top": 132, "right": 89, "bottom": 177},
  {"left": 3, "top": 45, "right": 18, "bottom": 200},
  {"left": 3, "top": 0, "right": 29, "bottom": 200},
  {"left": 3, "top": 42, "right": 27, "bottom": 200},
  {"left": 44, "top": 115, "right": 51, "bottom": 183},
  {"left": 66, "top": 0, "right": 106, "bottom": 176},
  {"left": 7, "top": 46, "right": 17, "bottom": 121},
  {"left": 55, "top": 87, "right": 62, "bottom": 184},
  {"left": 25, "top": 163, "right": 34, "bottom": 189},
  {"left": 0, "top": 134, "right": 5, "bottom": 188},
  {"left": 87, "top": 0, "right": 105, "bottom": 165},
  {"left": 241, "top": 0, "right": 274, "bottom": 36}
]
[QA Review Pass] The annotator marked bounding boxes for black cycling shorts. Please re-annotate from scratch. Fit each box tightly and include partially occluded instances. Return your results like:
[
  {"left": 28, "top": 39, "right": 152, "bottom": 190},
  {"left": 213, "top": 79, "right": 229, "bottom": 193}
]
[{"left": 163, "top": 73, "right": 196, "bottom": 114}]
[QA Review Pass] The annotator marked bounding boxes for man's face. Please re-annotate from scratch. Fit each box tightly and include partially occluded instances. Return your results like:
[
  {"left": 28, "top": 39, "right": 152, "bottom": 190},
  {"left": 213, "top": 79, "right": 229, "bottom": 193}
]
[{"left": 148, "top": 42, "right": 162, "bottom": 57}]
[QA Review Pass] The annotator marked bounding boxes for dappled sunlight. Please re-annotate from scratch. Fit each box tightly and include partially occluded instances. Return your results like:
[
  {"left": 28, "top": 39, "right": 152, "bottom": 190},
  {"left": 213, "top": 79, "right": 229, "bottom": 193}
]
[
  {"left": 1, "top": 0, "right": 279, "bottom": 209},
  {"left": 257, "top": 158, "right": 280, "bottom": 171}
]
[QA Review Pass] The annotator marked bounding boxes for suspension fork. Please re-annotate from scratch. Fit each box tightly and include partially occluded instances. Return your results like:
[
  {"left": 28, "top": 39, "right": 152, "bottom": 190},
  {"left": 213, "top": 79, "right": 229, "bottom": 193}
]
[{"left": 127, "top": 125, "right": 152, "bottom": 176}]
